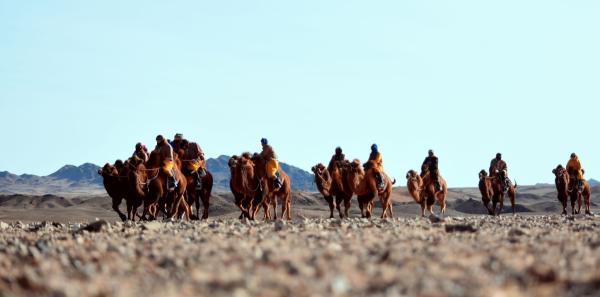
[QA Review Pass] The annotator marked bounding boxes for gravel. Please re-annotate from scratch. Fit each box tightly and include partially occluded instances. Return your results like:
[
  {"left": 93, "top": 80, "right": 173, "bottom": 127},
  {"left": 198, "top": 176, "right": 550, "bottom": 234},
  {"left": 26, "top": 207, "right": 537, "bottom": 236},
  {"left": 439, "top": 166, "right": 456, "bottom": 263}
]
[{"left": 0, "top": 215, "right": 599, "bottom": 297}]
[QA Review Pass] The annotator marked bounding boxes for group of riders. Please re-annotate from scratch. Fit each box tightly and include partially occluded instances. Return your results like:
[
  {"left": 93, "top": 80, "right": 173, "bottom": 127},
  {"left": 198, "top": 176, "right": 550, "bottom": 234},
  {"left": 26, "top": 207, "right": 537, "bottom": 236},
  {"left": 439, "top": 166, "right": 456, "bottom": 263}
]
[
  {"left": 128, "top": 132, "right": 588, "bottom": 197},
  {"left": 130, "top": 134, "right": 284, "bottom": 192}
]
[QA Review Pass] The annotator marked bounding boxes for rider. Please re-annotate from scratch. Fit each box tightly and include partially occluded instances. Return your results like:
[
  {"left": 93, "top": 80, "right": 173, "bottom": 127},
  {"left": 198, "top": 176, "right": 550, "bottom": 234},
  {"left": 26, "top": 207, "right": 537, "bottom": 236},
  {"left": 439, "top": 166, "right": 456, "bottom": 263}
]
[
  {"left": 169, "top": 133, "right": 184, "bottom": 154},
  {"left": 132, "top": 142, "right": 149, "bottom": 163},
  {"left": 367, "top": 144, "right": 385, "bottom": 189},
  {"left": 259, "top": 138, "right": 282, "bottom": 189},
  {"left": 181, "top": 139, "right": 207, "bottom": 190},
  {"left": 422, "top": 149, "right": 441, "bottom": 192},
  {"left": 328, "top": 146, "right": 346, "bottom": 171},
  {"left": 155, "top": 135, "right": 178, "bottom": 190},
  {"left": 566, "top": 153, "right": 585, "bottom": 191},
  {"left": 489, "top": 153, "right": 511, "bottom": 190}
]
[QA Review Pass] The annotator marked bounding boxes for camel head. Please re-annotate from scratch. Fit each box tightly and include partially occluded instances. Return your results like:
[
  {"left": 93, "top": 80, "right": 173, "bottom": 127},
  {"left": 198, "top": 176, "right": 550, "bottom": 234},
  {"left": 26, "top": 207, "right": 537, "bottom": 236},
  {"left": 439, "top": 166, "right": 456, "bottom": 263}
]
[
  {"left": 479, "top": 170, "right": 488, "bottom": 180},
  {"left": 406, "top": 170, "right": 423, "bottom": 186},
  {"left": 348, "top": 159, "right": 364, "bottom": 174},
  {"left": 99, "top": 163, "right": 117, "bottom": 176},
  {"left": 311, "top": 163, "right": 326, "bottom": 175},
  {"left": 552, "top": 165, "right": 565, "bottom": 178},
  {"left": 228, "top": 155, "right": 239, "bottom": 169}
]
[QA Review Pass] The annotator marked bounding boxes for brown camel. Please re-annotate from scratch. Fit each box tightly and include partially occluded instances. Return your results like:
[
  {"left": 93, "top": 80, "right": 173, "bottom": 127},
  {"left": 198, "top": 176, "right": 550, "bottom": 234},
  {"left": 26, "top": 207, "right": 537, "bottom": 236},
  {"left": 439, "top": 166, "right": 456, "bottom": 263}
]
[
  {"left": 478, "top": 170, "right": 495, "bottom": 215},
  {"left": 252, "top": 154, "right": 292, "bottom": 220},
  {"left": 406, "top": 169, "right": 447, "bottom": 218},
  {"left": 490, "top": 170, "right": 517, "bottom": 216},
  {"left": 312, "top": 162, "right": 354, "bottom": 218},
  {"left": 567, "top": 169, "right": 592, "bottom": 215},
  {"left": 180, "top": 142, "right": 214, "bottom": 220},
  {"left": 130, "top": 151, "right": 190, "bottom": 220},
  {"left": 98, "top": 161, "right": 130, "bottom": 221},
  {"left": 345, "top": 159, "right": 394, "bottom": 219},
  {"left": 228, "top": 153, "right": 263, "bottom": 220},
  {"left": 552, "top": 165, "right": 571, "bottom": 215},
  {"left": 312, "top": 163, "right": 336, "bottom": 218}
]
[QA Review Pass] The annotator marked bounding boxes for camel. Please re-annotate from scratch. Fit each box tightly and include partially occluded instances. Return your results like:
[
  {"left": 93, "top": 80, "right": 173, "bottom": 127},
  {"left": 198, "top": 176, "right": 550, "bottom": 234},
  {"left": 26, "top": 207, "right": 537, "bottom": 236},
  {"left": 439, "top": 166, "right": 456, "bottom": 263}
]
[
  {"left": 312, "top": 163, "right": 336, "bottom": 218},
  {"left": 478, "top": 170, "right": 495, "bottom": 215},
  {"left": 566, "top": 169, "right": 592, "bottom": 215},
  {"left": 129, "top": 151, "right": 190, "bottom": 220},
  {"left": 312, "top": 162, "right": 354, "bottom": 219},
  {"left": 97, "top": 161, "right": 130, "bottom": 221},
  {"left": 552, "top": 165, "right": 571, "bottom": 215},
  {"left": 489, "top": 170, "right": 517, "bottom": 215},
  {"left": 228, "top": 154, "right": 263, "bottom": 220},
  {"left": 180, "top": 142, "right": 214, "bottom": 220},
  {"left": 252, "top": 154, "right": 292, "bottom": 220},
  {"left": 405, "top": 169, "right": 447, "bottom": 218},
  {"left": 345, "top": 159, "right": 394, "bottom": 219}
]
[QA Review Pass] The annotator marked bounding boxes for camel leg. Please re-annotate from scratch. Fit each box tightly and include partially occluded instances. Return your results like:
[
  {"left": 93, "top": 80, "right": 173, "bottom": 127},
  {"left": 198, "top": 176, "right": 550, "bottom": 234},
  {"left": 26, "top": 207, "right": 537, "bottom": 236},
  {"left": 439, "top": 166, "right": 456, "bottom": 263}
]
[
  {"left": 497, "top": 196, "right": 504, "bottom": 216},
  {"left": 380, "top": 197, "right": 388, "bottom": 219},
  {"left": 326, "top": 196, "right": 334, "bottom": 219},
  {"left": 570, "top": 195, "right": 577, "bottom": 215},
  {"left": 126, "top": 202, "right": 133, "bottom": 221},
  {"left": 194, "top": 191, "right": 201, "bottom": 220},
  {"left": 387, "top": 201, "right": 394, "bottom": 218},
  {"left": 358, "top": 199, "right": 365, "bottom": 218},
  {"left": 344, "top": 197, "right": 351, "bottom": 218},
  {"left": 559, "top": 197, "right": 567, "bottom": 215},
  {"left": 577, "top": 193, "right": 582, "bottom": 214},
  {"left": 436, "top": 193, "right": 446, "bottom": 219},
  {"left": 482, "top": 199, "right": 492, "bottom": 215},
  {"left": 201, "top": 192, "right": 210, "bottom": 220},
  {"left": 286, "top": 199, "right": 291, "bottom": 220},
  {"left": 112, "top": 197, "right": 127, "bottom": 222},
  {"left": 334, "top": 196, "right": 343, "bottom": 219},
  {"left": 509, "top": 192, "right": 516, "bottom": 216},
  {"left": 169, "top": 195, "right": 181, "bottom": 220}
]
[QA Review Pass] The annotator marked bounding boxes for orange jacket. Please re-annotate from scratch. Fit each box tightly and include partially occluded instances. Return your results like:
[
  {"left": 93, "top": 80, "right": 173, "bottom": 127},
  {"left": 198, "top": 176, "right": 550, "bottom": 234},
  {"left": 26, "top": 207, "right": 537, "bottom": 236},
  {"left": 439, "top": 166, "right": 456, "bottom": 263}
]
[{"left": 566, "top": 157, "right": 584, "bottom": 180}]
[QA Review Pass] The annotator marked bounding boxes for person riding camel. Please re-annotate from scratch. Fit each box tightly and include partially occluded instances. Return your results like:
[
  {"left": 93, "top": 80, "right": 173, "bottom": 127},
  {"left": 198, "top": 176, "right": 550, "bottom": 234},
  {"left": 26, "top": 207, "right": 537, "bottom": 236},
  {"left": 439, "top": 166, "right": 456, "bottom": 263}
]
[
  {"left": 566, "top": 153, "right": 585, "bottom": 191},
  {"left": 169, "top": 133, "right": 184, "bottom": 154},
  {"left": 181, "top": 139, "right": 207, "bottom": 190},
  {"left": 367, "top": 144, "right": 385, "bottom": 189},
  {"left": 422, "top": 149, "right": 441, "bottom": 192},
  {"left": 259, "top": 138, "right": 282, "bottom": 189},
  {"left": 155, "top": 135, "right": 178, "bottom": 190},
  {"left": 328, "top": 147, "right": 346, "bottom": 171},
  {"left": 489, "top": 153, "right": 511, "bottom": 190},
  {"left": 132, "top": 142, "right": 149, "bottom": 163}
]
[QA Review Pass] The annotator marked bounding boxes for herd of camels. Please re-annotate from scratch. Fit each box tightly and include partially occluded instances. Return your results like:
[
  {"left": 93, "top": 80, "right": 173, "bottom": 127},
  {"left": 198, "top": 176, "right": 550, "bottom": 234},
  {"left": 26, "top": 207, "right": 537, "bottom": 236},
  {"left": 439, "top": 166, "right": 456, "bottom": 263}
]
[{"left": 98, "top": 142, "right": 593, "bottom": 222}]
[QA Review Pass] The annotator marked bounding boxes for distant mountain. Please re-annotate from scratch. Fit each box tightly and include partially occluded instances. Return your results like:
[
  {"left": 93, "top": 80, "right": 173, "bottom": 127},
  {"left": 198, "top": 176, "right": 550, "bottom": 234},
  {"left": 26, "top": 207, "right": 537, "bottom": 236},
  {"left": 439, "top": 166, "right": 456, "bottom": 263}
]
[
  {"left": 49, "top": 163, "right": 102, "bottom": 184},
  {"left": 589, "top": 179, "right": 599, "bottom": 186},
  {"left": 0, "top": 156, "right": 316, "bottom": 196}
]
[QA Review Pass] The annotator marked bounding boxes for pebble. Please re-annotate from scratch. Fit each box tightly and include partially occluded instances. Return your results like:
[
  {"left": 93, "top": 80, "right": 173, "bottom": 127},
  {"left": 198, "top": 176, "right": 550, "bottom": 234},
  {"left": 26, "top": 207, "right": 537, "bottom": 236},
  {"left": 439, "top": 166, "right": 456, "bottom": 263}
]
[{"left": 0, "top": 216, "right": 597, "bottom": 297}]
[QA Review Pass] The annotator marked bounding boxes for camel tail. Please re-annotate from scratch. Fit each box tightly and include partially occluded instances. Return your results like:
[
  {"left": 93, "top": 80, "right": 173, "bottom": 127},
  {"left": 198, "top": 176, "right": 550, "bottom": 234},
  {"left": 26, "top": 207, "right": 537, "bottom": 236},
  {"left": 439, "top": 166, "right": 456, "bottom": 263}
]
[
  {"left": 513, "top": 180, "right": 518, "bottom": 189},
  {"left": 391, "top": 178, "right": 397, "bottom": 185}
]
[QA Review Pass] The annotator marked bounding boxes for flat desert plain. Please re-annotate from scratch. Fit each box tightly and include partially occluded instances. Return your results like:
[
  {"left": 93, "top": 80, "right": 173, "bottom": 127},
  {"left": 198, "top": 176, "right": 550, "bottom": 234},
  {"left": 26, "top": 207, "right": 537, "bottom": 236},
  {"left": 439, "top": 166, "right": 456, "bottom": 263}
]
[{"left": 0, "top": 185, "right": 599, "bottom": 297}]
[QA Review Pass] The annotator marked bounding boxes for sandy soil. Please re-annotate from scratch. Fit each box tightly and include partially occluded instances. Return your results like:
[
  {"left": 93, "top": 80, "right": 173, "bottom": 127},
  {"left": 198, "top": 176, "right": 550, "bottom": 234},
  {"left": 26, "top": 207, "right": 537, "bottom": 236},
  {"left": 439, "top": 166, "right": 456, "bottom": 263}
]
[{"left": 1, "top": 216, "right": 599, "bottom": 297}]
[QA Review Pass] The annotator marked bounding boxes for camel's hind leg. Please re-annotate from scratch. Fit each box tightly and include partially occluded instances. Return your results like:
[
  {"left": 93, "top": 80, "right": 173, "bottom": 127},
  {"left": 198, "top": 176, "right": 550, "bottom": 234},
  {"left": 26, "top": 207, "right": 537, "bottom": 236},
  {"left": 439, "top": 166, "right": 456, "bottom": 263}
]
[
  {"left": 344, "top": 196, "right": 351, "bottom": 218},
  {"left": 335, "top": 195, "right": 343, "bottom": 219},
  {"left": 380, "top": 196, "right": 389, "bottom": 219},
  {"left": 584, "top": 192, "right": 592, "bottom": 215},
  {"left": 436, "top": 192, "right": 446, "bottom": 219}
]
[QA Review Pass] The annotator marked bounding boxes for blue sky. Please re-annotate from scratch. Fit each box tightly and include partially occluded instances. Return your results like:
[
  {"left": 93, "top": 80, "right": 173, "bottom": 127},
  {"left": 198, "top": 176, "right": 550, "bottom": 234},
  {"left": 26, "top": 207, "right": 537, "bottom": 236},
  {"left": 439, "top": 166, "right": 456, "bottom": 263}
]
[{"left": 1, "top": 1, "right": 598, "bottom": 186}]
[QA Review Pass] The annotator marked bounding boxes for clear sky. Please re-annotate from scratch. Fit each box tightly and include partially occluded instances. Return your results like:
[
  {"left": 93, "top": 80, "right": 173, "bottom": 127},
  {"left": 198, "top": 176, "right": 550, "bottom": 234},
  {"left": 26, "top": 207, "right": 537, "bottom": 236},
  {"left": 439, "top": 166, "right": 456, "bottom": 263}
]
[{"left": 1, "top": 1, "right": 598, "bottom": 186}]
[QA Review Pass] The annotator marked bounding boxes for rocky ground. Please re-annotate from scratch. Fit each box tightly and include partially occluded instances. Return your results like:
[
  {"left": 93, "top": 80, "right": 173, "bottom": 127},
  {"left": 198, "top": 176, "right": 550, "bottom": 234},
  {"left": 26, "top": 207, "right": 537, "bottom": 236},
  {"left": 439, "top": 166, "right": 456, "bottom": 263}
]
[{"left": 0, "top": 215, "right": 599, "bottom": 297}]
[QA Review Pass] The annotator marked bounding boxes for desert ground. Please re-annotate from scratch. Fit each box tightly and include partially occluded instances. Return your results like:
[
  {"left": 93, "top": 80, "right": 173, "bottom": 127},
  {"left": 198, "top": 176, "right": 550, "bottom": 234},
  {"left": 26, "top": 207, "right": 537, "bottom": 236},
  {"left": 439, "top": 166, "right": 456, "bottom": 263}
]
[{"left": 0, "top": 186, "right": 599, "bottom": 297}]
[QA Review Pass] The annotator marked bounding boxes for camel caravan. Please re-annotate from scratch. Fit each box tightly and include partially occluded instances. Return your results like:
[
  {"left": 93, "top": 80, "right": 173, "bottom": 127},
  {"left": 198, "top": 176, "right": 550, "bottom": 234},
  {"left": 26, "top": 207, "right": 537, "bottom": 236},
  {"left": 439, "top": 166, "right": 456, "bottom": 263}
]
[
  {"left": 98, "top": 134, "right": 213, "bottom": 221},
  {"left": 98, "top": 134, "right": 593, "bottom": 221}
]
